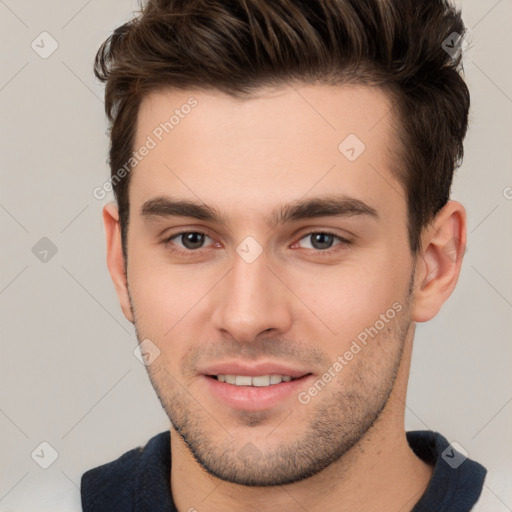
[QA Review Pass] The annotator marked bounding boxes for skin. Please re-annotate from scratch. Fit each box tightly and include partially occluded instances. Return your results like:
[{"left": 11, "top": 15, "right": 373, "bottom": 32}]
[{"left": 103, "top": 83, "right": 467, "bottom": 512}]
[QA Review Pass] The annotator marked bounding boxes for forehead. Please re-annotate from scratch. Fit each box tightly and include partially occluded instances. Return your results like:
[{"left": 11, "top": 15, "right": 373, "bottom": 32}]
[
  {"left": 135, "top": 83, "right": 397, "bottom": 154},
  {"left": 130, "top": 83, "right": 404, "bottom": 225}
]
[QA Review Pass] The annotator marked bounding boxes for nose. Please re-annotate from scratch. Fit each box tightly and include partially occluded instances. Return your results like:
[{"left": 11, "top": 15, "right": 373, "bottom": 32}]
[{"left": 210, "top": 249, "right": 293, "bottom": 344}]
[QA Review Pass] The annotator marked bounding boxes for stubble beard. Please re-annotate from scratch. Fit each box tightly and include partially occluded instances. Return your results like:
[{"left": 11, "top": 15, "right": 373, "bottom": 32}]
[{"left": 129, "top": 287, "right": 412, "bottom": 486}]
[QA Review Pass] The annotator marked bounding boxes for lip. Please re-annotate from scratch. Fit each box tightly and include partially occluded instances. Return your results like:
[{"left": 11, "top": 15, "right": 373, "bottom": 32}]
[
  {"left": 199, "top": 361, "right": 314, "bottom": 411},
  {"left": 201, "top": 361, "right": 310, "bottom": 379}
]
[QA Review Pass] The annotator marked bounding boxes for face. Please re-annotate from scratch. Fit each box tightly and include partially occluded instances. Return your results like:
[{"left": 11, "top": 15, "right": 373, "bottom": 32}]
[{"left": 123, "top": 84, "right": 416, "bottom": 485}]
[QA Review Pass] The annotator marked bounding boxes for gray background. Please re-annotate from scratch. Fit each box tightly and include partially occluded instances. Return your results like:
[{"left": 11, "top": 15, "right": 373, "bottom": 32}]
[{"left": 1, "top": 0, "right": 511, "bottom": 510}]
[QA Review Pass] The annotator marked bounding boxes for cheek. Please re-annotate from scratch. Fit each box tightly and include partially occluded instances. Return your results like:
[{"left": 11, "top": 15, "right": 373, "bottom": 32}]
[
  {"left": 127, "top": 252, "right": 216, "bottom": 339},
  {"left": 292, "top": 257, "right": 410, "bottom": 352}
]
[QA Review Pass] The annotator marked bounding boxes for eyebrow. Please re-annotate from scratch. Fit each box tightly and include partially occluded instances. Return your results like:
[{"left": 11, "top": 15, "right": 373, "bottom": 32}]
[{"left": 140, "top": 194, "right": 379, "bottom": 227}]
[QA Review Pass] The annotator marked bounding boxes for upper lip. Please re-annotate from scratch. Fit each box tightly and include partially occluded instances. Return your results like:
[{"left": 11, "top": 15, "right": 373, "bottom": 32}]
[{"left": 201, "top": 361, "right": 311, "bottom": 379}]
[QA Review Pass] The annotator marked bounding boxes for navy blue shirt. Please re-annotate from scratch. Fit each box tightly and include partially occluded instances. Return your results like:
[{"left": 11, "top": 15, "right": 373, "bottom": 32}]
[{"left": 81, "top": 430, "right": 486, "bottom": 511}]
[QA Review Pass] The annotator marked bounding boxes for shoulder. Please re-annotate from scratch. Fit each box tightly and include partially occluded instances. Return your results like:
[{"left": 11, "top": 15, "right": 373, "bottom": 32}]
[
  {"left": 407, "top": 430, "right": 488, "bottom": 511},
  {"left": 80, "top": 431, "right": 170, "bottom": 512}
]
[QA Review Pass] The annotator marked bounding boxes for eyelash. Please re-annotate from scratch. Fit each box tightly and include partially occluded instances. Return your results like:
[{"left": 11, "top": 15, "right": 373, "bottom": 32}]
[{"left": 162, "top": 230, "right": 352, "bottom": 257}]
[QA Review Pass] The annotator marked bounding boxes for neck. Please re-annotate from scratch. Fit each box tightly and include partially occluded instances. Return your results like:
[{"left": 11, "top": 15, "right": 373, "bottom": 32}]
[{"left": 170, "top": 327, "right": 434, "bottom": 512}]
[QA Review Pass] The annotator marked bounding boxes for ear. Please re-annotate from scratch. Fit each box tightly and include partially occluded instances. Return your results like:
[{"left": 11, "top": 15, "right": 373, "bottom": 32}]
[
  {"left": 412, "top": 200, "right": 467, "bottom": 322},
  {"left": 103, "top": 202, "right": 134, "bottom": 323}
]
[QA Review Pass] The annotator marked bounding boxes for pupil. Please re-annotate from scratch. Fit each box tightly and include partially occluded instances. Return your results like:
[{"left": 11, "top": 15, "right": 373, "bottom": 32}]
[
  {"left": 182, "top": 232, "right": 204, "bottom": 249},
  {"left": 312, "top": 233, "right": 333, "bottom": 250}
]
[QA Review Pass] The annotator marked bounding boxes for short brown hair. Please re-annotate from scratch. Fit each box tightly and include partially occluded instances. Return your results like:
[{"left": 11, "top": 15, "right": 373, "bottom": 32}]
[{"left": 94, "top": 0, "right": 470, "bottom": 257}]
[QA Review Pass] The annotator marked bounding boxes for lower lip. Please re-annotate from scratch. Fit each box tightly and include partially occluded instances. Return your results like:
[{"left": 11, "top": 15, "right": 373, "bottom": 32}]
[{"left": 201, "top": 374, "right": 314, "bottom": 411}]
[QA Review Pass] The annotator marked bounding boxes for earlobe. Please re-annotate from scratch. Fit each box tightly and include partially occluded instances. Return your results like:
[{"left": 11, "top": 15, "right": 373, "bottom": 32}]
[
  {"left": 411, "top": 201, "right": 467, "bottom": 323},
  {"left": 103, "top": 203, "right": 134, "bottom": 323}
]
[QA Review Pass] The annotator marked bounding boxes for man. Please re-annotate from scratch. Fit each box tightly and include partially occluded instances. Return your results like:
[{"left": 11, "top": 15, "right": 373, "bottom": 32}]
[{"left": 81, "top": 0, "right": 488, "bottom": 510}]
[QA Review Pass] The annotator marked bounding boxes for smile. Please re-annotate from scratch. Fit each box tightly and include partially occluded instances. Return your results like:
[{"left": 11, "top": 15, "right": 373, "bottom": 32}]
[{"left": 213, "top": 374, "right": 296, "bottom": 386}]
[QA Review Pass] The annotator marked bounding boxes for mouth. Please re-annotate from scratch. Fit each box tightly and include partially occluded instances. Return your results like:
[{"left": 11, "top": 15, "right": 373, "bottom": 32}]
[
  {"left": 209, "top": 374, "right": 303, "bottom": 386},
  {"left": 200, "top": 364, "right": 314, "bottom": 411}
]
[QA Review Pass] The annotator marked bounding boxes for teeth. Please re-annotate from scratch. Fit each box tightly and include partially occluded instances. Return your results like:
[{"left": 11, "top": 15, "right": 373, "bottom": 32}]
[
  {"left": 235, "top": 375, "right": 253, "bottom": 386},
  {"left": 215, "top": 374, "right": 295, "bottom": 387},
  {"left": 252, "top": 375, "right": 270, "bottom": 387},
  {"left": 270, "top": 375, "right": 282, "bottom": 384}
]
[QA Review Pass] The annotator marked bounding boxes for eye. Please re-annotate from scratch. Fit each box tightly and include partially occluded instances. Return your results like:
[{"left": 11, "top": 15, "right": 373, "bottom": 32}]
[
  {"left": 162, "top": 229, "right": 352, "bottom": 257},
  {"left": 164, "top": 231, "right": 215, "bottom": 254},
  {"left": 295, "top": 231, "right": 351, "bottom": 252}
]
